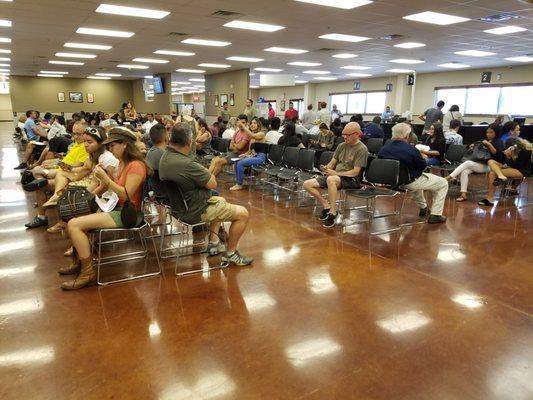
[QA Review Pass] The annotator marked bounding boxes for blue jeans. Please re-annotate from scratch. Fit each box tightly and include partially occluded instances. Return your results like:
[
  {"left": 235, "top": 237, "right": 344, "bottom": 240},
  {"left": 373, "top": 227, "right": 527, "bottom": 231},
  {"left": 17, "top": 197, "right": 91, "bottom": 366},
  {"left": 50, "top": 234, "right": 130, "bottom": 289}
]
[
  {"left": 234, "top": 153, "right": 267, "bottom": 185},
  {"left": 426, "top": 157, "right": 441, "bottom": 166}
]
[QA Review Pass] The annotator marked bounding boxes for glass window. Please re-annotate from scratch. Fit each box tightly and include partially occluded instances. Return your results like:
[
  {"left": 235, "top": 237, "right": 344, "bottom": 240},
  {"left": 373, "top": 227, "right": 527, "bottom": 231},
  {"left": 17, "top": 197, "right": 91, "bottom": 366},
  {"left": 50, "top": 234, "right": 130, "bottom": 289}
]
[
  {"left": 465, "top": 87, "right": 500, "bottom": 115},
  {"left": 330, "top": 94, "right": 348, "bottom": 114},
  {"left": 499, "top": 86, "right": 533, "bottom": 116},
  {"left": 347, "top": 93, "right": 366, "bottom": 114},
  {"left": 436, "top": 88, "right": 466, "bottom": 114},
  {"left": 365, "top": 92, "right": 387, "bottom": 113}
]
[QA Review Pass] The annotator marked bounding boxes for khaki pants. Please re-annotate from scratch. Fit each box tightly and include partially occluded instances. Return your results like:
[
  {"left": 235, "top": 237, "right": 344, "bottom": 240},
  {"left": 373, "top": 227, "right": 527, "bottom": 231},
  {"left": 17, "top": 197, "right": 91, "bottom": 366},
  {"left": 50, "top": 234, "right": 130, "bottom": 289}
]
[{"left": 405, "top": 173, "right": 449, "bottom": 216}]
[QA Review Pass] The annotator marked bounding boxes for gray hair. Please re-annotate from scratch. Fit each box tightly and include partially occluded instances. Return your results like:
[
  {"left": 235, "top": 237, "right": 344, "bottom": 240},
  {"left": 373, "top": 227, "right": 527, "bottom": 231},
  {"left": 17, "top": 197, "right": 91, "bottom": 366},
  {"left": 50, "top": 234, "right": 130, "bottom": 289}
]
[
  {"left": 391, "top": 122, "right": 411, "bottom": 140},
  {"left": 226, "top": 117, "right": 237, "bottom": 130},
  {"left": 170, "top": 122, "right": 192, "bottom": 146}
]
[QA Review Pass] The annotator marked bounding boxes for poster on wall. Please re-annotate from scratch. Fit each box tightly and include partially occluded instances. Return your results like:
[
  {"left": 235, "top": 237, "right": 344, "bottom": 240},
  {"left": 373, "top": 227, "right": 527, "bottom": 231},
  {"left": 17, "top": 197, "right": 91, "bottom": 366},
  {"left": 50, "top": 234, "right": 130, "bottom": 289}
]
[
  {"left": 220, "top": 94, "right": 228, "bottom": 105},
  {"left": 215, "top": 95, "right": 219, "bottom": 107},
  {"left": 229, "top": 93, "right": 235, "bottom": 106},
  {"left": 87, "top": 93, "right": 94, "bottom": 103},
  {"left": 280, "top": 100, "right": 286, "bottom": 111},
  {"left": 69, "top": 92, "right": 83, "bottom": 103},
  {"left": 57, "top": 92, "right": 65, "bottom": 102}
]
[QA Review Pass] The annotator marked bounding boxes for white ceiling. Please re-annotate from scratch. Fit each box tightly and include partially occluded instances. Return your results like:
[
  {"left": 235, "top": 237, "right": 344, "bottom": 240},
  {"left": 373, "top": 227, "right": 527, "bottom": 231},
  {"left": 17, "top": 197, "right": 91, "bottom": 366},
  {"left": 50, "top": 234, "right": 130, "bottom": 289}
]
[{"left": 3, "top": 0, "right": 533, "bottom": 85}]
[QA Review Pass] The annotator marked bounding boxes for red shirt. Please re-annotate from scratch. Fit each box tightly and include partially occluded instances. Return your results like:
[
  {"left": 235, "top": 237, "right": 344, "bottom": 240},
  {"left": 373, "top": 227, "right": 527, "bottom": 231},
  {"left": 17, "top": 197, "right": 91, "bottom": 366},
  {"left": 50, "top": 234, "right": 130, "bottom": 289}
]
[
  {"left": 233, "top": 129, "right": 250, "bottom": 155},
  {"left": 268, "top": 108, "right": 276, "bottom": 119},
  {"left": 115, "top": 160, "right": 147, "bottom": 211},
  {"left": 284, "top": 108, "right": 299, "bottom": 121}
]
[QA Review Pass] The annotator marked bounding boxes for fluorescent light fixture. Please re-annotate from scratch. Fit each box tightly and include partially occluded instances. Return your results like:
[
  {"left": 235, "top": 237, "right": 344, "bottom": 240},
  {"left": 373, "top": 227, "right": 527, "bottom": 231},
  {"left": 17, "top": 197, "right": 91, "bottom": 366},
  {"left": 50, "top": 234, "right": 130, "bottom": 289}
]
[
  {"left": 40, "top": 70, "right": 68, "bottom": 74},
  {"left": 117, "top": 64, "right": 149, "bottom": 69},
  {"left": 288, "top": 61, "right": 322, "bottom": 66},
  {"left": 346, "top": 73, "right": 372, "bottom": 77},
  {"left": 144, "top": 75, "right": 154, "bottom": 79},
  {"left": 189, "top": 78, "right": 205, "bottom": 82},
  {"left": 340, "top": 65, "right": 371, "bottom": 70},
  {"left": 0, "top": 63, "right": 9, "bottom": 66},
  {"left": 455, "top": 50, "right": 496, "bottom": 57},
  {"left": 87, "top": 75, "right": 111, "bottom": 79},
  {"left": 386, "top": 68, "right": 414, "bottom": 73},
  {"left": 0, "top": 68, "right": 9, "bottom": 72},
  {"left": 249, "top": 73, "right": 255, "bottom": 76},
  {"left": 319, "top": 33, "right": 371, "bottom": 43},
  {"left": 198, "top": 63, "right": 231, "bottom": 68},
  {"left": 438, "top": 62, "right": 470, "bottom": 69},
  {"left": 313, "top": 76, "right": 337, "bottom": 80},
  {"left": 303, "top": 70, "right": 330, "bottom": 74},
  {"left": 0, "top": 37, "right": 10, "bottom": 43},
  {"left": 254, "top": 67, "right": 283, "bottom": 72},
  {"left": 394, "top": 42, "right": 426, "bottom": 48},
  {"left": 0, "top": 57, "right": 8, "bottom": 61},
  {"left": 0, "top": 49, "right": 10, "bottom": 53},
  {"left": 132, "top": 57, "right": 169, "bottom": 64},
  {"left": 49, "top": 60, "right": 84, "bottom": 65},
  {"left": 154, "top": 49, "right": 194, "bottom": 56},
  {"left": 332, "top": 53, "right": 357, "bottom": 59},
  {"left": 181, "top": 38, "right": 231, "bottom": 47},
  {"left": 223, "top": 20, "right": 285, "bottom": 32},
  {"left": 403, "top": 11, "right": 470, "bottom": 26},
  {"left": 295, "top": 80, "right": 308, "bottom": 84},
  {"left": 0, "top": 19, "right": 11, "bottom": 27},
  {"left": 226, "top": 56, "right": 264, "bottom": 62},
  {"left": 173, "top": 81, "right": 191, "bottom": 85},
  {"left": 96, "top": 4, "right": 170, "bottom": 19},
  {"left": 294, "top": 0, "right": 373, "bottom": 9},
  {"left": 484, "top": 26, "right": 527, "bottom": 35},
  {"left": 76, "top": 27, "right": 134, "bottom": 38},
  {"left": 64, "top": 42, "right": 111, "bottom": 50},
  {"left": 176, "top": 68, "right": 205, "bottom": 73},
  {"left": 505, "top": 55, "right": 533, "bottom": 63},
  {"left": 55, "top": 52, "right": 96, "bottom": 59},
  {"left": 37, "top": 74, "right": 63, "bottom": 77},
  {"left": 390, "top": 58, "right": 425, "bottom": 64},
  {"left": 249, "top": 85, "right": 260, "bottom": 89},
  {"left": 265, "top": 47, "right": 308, "bottom": 54},
  {"left": 95, "top": 72, "right": 121, "bottom": 77}
]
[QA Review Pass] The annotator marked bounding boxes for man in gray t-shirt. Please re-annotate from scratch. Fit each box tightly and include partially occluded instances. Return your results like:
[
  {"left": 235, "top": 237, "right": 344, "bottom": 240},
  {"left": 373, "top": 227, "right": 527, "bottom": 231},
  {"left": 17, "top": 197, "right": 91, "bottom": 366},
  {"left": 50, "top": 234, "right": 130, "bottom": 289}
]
[{"left": 420, "top": 100, "right": 445, "bottom": 132}]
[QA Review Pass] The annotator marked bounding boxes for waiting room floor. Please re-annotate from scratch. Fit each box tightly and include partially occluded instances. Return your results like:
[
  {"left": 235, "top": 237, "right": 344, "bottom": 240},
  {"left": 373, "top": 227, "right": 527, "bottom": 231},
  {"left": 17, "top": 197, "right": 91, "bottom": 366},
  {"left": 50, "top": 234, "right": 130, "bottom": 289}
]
[{"left": 0, "top": 134, "right": 532, "bottom": 400}]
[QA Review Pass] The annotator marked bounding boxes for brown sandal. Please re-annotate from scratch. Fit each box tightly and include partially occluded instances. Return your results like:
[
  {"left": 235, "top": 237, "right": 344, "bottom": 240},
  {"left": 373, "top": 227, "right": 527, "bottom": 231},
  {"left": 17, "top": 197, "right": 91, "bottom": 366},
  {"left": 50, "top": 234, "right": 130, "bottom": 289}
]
[{"left": 455, "top": 196, "right": 467, "bottom": 202}]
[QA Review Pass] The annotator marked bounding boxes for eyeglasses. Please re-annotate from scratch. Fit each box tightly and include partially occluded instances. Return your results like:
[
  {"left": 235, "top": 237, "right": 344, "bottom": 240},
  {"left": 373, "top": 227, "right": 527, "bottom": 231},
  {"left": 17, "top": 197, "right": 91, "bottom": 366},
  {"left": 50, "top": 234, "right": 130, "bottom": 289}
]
[
  {"left": 342, "top": 132, "right": 356, "bottom": 137},
  {"left": 85, "top": 127, "right": 102, "bottom": 139}
]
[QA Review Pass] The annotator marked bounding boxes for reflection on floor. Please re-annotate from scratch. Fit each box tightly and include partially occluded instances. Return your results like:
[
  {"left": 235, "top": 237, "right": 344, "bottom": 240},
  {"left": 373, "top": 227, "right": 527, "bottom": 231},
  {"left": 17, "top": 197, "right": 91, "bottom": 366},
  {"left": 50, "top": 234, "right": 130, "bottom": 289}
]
[{"left": 1, "top": 137, "right": 532, "bottom": 400}]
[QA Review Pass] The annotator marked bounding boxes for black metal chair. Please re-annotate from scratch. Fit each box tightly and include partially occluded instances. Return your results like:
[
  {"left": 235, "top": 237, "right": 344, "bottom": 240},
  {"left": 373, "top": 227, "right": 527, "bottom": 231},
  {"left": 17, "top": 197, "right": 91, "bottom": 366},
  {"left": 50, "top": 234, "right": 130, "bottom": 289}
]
[
  {"left": 431, "top": 144, "right": 468, "bottom": 176},
  {"left": 366, "top": 138, "right": 384, "bottom": 155}
]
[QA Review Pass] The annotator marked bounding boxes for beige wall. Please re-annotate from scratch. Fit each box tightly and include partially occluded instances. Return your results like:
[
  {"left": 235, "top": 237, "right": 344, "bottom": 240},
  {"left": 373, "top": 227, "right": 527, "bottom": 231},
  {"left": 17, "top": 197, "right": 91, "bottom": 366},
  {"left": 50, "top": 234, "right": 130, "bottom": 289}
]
[
  {"left": 0, "top": 93, "right": 12, "bottom": 121},
  {"left": 205, "top": 69, "right": 249, "bottom": 118},
  {"left": 10, "top": 75, "right": 133, "bottom": 115},
  {"left": 132, "top": 74, "right": 173, "bottom": 115}
]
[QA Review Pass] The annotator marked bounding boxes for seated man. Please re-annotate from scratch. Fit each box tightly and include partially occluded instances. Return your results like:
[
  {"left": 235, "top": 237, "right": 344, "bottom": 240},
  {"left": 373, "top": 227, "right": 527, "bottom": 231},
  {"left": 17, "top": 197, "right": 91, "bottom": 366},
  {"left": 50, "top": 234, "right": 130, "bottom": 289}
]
[
  {"left": 15, "top": 110, "right": 48, "bottom": 169},
  {"left": 444, "top": 119, "right": 463, "bottom": 145},
  {"left": 159, "top": 123, "right": 253, "bottom": 266},
  {"left": 145, "top": 123, "right": 168, "bottom": 198},
  {"left": 364, "top": 116, "right": 385, "bottom": 139},
  {"left": 378, "top": 123, "right": 448, "bottom": 224},
  {"left": 303, "top": 122, "right": 368, "bottom": 228},
  {"left": 208, "top": 114, "right": 250, "bottom": 177}
]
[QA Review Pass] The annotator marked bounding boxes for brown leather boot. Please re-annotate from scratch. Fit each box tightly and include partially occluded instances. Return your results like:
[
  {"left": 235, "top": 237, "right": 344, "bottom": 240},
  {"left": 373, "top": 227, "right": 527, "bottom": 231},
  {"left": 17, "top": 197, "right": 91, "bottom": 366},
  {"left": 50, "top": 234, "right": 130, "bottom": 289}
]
[
  {"left": 61, "top": 257, "right": 96, "bottom": 290},
  {"left": 58, "top": 247, "right": 80, "bottom": 275}
]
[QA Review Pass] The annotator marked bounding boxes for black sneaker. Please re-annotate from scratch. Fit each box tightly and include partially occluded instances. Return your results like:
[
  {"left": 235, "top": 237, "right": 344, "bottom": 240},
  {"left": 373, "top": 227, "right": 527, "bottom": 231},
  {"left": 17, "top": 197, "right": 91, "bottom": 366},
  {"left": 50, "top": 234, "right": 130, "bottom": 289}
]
[
  {"left": 319, "top": 208, "right": 331, "bottom": 220},
  {"left": 418, "top": 207, "right": 430, "bottom": 217},
  {"left": 25, "top": 216, "right": 48, "bottom": 229},
  {"left": 427, "top": 215, "right": 447, "bottom": 224},
  {"left": 14, "top": 162, "right": 27, "bottom": 170},
  {"left": 322, "top": 212, "right": 338, "bottom": 228},
  {"left": 222, "top": 251, "right": 253, "bottom": 266},
  {"left": 22, "top": 178, "right": 48, "bottom": 192}
]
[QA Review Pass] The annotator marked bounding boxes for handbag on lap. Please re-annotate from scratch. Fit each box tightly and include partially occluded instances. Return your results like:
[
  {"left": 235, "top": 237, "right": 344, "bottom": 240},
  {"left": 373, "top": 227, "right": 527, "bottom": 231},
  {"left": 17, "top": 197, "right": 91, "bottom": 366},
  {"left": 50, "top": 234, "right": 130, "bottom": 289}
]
[
  {"left": 470, "top": 142, "right": 491, "bottom": 162},
  {"left": 57, "top": 186, "right": 98, "bottom": 222}
]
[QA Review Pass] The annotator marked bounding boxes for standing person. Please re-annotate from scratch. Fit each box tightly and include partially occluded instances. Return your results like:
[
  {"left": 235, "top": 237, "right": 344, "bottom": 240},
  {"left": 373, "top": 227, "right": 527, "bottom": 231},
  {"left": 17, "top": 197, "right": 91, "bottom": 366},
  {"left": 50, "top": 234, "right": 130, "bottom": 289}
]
[
  {"left": 284, "top": 101, "right": 299, "bottom": 121},
  {"left": 302, "top": 122, "right": 368, "bottom": 228},
  {"left": 442, "top": 105, "right": 463, "bottom": 131},
  {"left": 159, "top": 123, "right": 253, "bottom": 266},
  {"left": 267, "top": 102, "right": 276, "bottom": 119},
  {"left": 381, "top": 106, "right": 394, "bottom": 120},
  {"left": 219, "top": 102, "right": 231, "bottom": 127},
  {"left": 59, "top": 128, "right": 149, "bottom": 290},
  {"left": 331, "top": 104, "right": 343, "bottom": 120},
  {"left": 208, "top": 114, "right": 250, "bottom": 176},
  {"left": 419, "top": 100, "right": 445, "bottom": 135},
  {"left": 420, "top": 122, "right": 446, "bottom": 166},
  {"left": 302, "top": 104, "right": 317, "bottom": 129},
  {"left": 317, "top": 102, "right": 331, "bottom": 126},
  {"left": 243, "top": 99, "right": 256, "bottom": 123},
  {"left": 378, "top": 122, "right": 449, "bottom": 224}
]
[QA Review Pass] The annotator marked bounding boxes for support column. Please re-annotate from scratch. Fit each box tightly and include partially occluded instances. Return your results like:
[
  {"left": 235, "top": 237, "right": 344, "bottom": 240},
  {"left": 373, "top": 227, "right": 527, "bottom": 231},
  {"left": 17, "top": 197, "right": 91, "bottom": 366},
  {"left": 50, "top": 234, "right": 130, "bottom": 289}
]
[{"left": 303, "top": 83, "right": 316, "bottom": 110}]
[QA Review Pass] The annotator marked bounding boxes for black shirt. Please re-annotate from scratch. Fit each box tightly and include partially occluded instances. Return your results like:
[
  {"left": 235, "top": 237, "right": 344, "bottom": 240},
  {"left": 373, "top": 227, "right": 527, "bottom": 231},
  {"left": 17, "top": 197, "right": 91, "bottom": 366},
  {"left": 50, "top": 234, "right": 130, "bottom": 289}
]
[
  {"left": 278, "top": 135, "right": 302, "bottom": 148},
  {"left": 423, "top": 136, "right": 446, "bottom": 161}
]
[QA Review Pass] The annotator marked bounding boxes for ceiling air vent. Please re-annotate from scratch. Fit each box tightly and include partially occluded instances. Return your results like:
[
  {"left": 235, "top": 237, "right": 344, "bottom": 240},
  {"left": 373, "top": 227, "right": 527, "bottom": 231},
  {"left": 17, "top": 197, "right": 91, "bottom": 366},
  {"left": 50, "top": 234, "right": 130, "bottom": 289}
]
[
  {"left": 168, "top": 32, "right": 188, "bottom": 37},
  {"left": 210, "top": 10, "right": 242, "bottom": 18},
  {"left": 380, "top": 34, "right": 405, "bottom": 41},
  {"left": 479, "top": 13, "right": 521, "bottom": 22}
]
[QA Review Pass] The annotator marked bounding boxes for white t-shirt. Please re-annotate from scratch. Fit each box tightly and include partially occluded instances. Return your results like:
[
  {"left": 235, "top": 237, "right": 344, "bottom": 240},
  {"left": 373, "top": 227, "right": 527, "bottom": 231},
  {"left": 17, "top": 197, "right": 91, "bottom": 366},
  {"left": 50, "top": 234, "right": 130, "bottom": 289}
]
[
  {"left": 222, "top": 128, "right": 235, "bottom": 140},
  {"left": 265, "top": 130, "right": 283, "bottom": 144},
  {"left": 98, "top": 150, "right": 119, "bottom": 171},
  {"left": 142, "top": 119, "right": 158, "bottom": 135},
  {"left": 47, "top": 122, "right": 67, "bottom": 140}
]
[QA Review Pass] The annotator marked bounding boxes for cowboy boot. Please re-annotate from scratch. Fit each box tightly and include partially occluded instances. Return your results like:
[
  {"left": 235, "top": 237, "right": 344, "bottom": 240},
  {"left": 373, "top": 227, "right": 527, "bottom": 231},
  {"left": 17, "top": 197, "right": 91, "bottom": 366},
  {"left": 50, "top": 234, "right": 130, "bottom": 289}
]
[
  {"left": 61, "top": 257, "right": 96, "bottom": 290},
  {"left": 58, "top": 247, "right": 81, "bottom": 275}
]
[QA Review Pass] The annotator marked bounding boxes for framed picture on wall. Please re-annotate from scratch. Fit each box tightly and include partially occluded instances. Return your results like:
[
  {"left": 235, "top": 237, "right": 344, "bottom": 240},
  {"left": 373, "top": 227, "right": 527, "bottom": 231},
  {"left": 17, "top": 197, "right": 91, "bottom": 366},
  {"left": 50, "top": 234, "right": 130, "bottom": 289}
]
[
  {"left": 215, "top": 95, "right": 219, "bottom": 107},
  {"left": 69, "top": 92, "right": 83, "bottom": 103},
  {"left": 57, "top": 92, "right": 65, "bottom": 102},
  {"left": 229, "top": 93, "right": 235, "bottom": 106},
  {"left": 87, "top": 93, "right": 94, "bottom": 103},
  {"left": 220, "top": 94, "right": 228, "bottom": 105},
  {"left": 280, "top": 100, "right": 286, "bottom": 112}
]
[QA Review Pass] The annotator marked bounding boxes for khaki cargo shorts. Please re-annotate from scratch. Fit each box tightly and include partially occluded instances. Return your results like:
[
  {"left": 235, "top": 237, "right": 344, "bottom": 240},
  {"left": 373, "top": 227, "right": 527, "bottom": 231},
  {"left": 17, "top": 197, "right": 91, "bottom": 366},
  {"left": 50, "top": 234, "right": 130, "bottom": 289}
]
[{"left": 200, "top": 196, "right": 237, "bottom": 223}]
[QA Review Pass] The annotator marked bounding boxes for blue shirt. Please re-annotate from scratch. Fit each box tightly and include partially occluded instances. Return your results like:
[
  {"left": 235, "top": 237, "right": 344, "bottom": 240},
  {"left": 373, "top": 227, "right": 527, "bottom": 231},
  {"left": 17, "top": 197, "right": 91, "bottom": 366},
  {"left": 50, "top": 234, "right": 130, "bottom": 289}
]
[
  {"left": 378, "top": 140, "right": 427, "bottom": 180},
  {"left": 24, "top": 118, "right": 38, "bottom": 141},
  {"left": 364, "top": 123, "right": 384, "bottom": 139},
  {"left": 381, "top": 111, "right": 394, "bottom": 119}
]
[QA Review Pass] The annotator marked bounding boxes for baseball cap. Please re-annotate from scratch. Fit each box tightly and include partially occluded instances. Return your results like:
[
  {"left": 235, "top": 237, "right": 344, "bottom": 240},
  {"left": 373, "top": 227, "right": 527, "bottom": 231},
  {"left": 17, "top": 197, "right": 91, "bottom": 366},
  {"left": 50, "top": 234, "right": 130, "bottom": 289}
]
[{"left": 102, "top": 127, "right": 137, "bottom": 144}]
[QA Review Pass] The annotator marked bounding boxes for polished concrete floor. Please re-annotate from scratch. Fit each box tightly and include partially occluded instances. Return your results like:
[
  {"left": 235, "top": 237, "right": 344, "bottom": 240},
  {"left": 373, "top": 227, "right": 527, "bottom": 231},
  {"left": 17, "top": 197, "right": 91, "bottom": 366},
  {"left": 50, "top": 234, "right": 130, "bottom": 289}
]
[{"left": 0, "top": 134, "right": 532, "bottom": 400}]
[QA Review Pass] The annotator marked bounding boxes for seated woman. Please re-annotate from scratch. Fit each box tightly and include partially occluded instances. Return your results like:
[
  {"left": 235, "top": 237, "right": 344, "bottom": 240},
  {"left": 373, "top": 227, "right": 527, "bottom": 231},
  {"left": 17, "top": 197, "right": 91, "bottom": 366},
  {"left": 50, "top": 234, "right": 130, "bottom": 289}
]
[
  {"left": 196, "top": 119, "right": 212, "bottom": 153},
  {"left": 278, "top": 121, "right": 305, "bottom": 149},
  {"left": 230, "top": 118, "right": 267, "bottom": 191},
  {"left": 446, "top": 124, "right": 503, "bottom": 202},
  {"left": 479, "top": 138, "right": 532, "bottom": 206},
  {"left": 43, "top": 126, "right": 119, "bottom": 208},
  {"left": 309, "top": 123, "right": 334, "bottom": 150},
  {"left": 209, "top": 114, "right": 250, "bottom": 177},
  {"left": 420, "top": 122, "right": 445, "bottom": 166},
  {"left": 222, "top": 117, "right": 237, "bottom": 140},
  {"left": 59, "top": 128, "right": 150, "bottom": 290},
  {"left": 330, "top": 118, "right": 343, "bottom": 137}
]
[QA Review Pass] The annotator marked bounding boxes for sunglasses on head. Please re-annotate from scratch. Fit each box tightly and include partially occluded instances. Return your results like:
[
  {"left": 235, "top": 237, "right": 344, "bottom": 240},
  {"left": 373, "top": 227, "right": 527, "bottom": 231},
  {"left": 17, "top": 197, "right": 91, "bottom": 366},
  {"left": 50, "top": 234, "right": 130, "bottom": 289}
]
[{"left": 85, "top": 127, "right": 102, "bottom": 140}]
